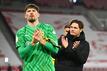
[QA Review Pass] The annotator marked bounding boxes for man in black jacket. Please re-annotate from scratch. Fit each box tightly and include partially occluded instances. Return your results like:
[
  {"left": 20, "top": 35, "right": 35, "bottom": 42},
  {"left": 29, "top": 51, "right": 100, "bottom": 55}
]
[{"left": 55, "top": 19, "right": 90, "bottom": 71}]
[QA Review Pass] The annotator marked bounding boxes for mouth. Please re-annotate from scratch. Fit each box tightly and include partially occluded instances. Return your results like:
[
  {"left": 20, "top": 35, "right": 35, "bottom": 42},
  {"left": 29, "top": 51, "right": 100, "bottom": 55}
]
[
  {"left": 31, "top": 14, "right": 34, "bottom": 17},
  {"left": 70, "top": 31, "right": 75, "bottom": 34},
  {"left": 30, "top": 13, "right": 34, "bottom": 18},
  {"left": 28, "top": 14, "right": 36, "bottom": 23},
  {"left": 29, "top": 14, "right": 35, "bottom": 20},
  {"left": 30, "top": 15, "right": 34, "bottom": 18}
]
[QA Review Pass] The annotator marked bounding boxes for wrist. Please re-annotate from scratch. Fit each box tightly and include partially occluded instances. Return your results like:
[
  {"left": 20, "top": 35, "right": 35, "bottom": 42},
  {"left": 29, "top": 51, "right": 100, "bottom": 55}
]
[
  {"left": 31, "top": 39, "right": 38, "bottom": 46},
  {"left": 39, "top": 38, "right": 46, "bottom": 45}
]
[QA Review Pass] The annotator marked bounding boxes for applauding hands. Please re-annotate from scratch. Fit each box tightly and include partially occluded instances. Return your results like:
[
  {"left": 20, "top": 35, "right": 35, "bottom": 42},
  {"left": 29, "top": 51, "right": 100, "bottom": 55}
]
[
  {"left": 32, "top": 29, "right": 46, "bottom": 45},
  {"left": 61, "top": 36, "right": 80, "bottom": 49}
]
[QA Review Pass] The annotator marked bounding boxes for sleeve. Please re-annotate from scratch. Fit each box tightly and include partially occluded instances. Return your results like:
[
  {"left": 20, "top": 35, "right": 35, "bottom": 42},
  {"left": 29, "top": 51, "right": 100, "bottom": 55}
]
[
  {"left": 16, "top": 28, "right": 34, "bottom": 60},
  {"left": 65, "top": 41, "right": 90, "bottom": 64},
  {"left": 44, "top": 24, "right": 59, "bottom": 54}
]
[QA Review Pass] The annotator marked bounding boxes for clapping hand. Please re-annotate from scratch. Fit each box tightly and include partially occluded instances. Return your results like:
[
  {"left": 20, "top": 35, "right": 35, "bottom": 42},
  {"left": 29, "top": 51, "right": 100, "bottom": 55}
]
[
  {"left": 32, "top": 29, "right": 44, "bottom": 45},
  {"left": 73, "top": 41, "right": 80, "bottom": 48},
  {"left": 61, "top": 35, "right": 68, "bottom": 48}
]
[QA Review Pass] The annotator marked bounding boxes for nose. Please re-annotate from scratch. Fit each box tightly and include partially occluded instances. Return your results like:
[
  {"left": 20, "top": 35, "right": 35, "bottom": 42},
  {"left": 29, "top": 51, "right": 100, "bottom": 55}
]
[
  {"left": 30, "top": 13, "right": 34, "bottom": 17},
  {"left": 70, "top": 28, "right": 75, "bottom": 32},
  {"left": 30, "top": 13, "right": 33, "bottom": 15}
]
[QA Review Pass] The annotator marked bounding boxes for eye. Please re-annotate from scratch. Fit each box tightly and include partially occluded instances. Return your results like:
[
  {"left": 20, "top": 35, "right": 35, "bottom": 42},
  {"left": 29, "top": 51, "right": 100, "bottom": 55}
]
[
  {"left": 70, "top": 26, "right": 78, "bottom": 29},
  {"left": 74, "top": 27, "right": 78, "bottom": 29},
  {"left": 70, "top": 26, "right": 73, "bottom": 28},
  {"left": 32, "top": 10, "right": 36, "bottom": 12},
  {"left": 27, "top": 10, "right": 31, "bottom": 12}
]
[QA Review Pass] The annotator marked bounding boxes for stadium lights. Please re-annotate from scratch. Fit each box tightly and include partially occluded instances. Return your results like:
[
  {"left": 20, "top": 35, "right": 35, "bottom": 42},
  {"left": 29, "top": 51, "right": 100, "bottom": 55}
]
[
  {"left": 69, "top": 0, "right": 77, "bottom": 3},
  {"left": 5, "top": 57, "right": 8, "bottom": 63}
]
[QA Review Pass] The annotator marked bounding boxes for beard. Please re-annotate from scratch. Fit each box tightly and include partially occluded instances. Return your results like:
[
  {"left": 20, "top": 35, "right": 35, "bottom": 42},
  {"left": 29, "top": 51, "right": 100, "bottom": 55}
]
[{"left": 28, "top": 18, "right": 36, "bottom": 23}]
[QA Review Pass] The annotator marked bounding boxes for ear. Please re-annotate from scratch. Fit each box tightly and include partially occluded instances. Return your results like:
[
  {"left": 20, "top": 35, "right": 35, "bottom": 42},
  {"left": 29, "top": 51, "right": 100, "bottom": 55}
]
[{"left": 37, "top": 12, "right": 40, "bottom": 18}]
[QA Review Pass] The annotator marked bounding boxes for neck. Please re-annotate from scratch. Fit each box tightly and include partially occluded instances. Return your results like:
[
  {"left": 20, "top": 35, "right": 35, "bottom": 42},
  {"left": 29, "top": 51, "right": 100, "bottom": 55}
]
[
  {"left": 28, "top": 19, "right": 39, "bottom": 27},
  {"left": 77, "top": 34, "right": 80, "bottom": 37}
]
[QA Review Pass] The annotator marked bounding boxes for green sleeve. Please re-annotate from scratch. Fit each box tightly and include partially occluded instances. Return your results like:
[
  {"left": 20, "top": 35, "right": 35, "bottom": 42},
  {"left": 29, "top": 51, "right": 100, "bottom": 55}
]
[
  {"left": 16, "top": 28, "right": 33, "bottom": 60},
  {"left": 44, "top": 24, "right": 59, "bottom": 54},
  {"left": 45, "top": 42, "right": 58, "bottom": 54}
]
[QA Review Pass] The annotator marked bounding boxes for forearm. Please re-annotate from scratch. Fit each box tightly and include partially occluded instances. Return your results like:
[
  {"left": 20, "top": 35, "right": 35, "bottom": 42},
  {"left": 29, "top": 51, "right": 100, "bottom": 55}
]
[
  {"left": 44, "top": 42, "right": 59, "bottom": 54},
  {"left": 17, "top": 44, "right": 33, "bottom": 59}
]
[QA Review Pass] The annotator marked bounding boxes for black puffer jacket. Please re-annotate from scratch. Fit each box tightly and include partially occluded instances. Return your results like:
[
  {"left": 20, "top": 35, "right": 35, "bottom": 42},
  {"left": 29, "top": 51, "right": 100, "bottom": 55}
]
[{"left": 55, "top": 31, "right": 90, "bottom": 71}]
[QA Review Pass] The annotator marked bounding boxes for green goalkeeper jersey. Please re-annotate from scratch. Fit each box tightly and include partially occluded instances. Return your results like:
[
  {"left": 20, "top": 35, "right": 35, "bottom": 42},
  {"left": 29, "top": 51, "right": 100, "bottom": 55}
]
[{"left": 16, "top": 22, "right": 59, "bottom": 71}]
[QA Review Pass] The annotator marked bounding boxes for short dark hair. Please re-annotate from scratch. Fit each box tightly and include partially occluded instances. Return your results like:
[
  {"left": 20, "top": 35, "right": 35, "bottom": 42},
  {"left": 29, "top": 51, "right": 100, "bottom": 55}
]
[
  {"left": 69, "top": 19, "right": 84, "bottom": 29},
  {"left": 24, "top": 4, "right": 39, "bottom": 12},
  {"left": 64, "top": 24, "right": 70, "bottom": 28}
]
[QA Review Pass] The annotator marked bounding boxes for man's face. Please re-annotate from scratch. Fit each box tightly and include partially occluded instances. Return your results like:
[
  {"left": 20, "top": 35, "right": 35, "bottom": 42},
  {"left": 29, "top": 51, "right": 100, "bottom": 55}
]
[
  {"left": 25, "top": 8, "right": 40, "bottom": 22},
  {"left": 69, "top": 23, "right": 82, "bottom": 36}
]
